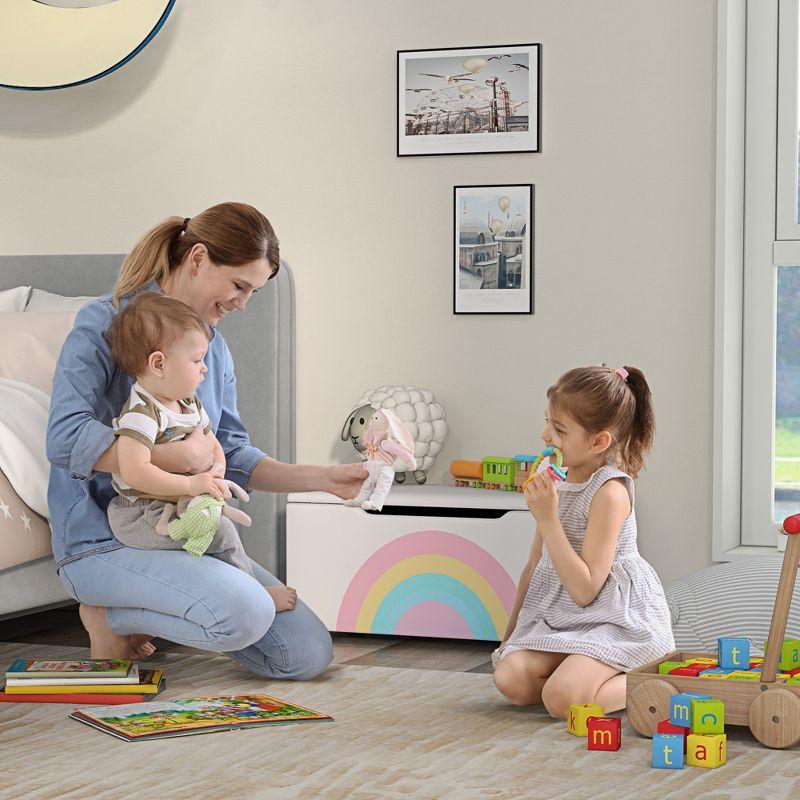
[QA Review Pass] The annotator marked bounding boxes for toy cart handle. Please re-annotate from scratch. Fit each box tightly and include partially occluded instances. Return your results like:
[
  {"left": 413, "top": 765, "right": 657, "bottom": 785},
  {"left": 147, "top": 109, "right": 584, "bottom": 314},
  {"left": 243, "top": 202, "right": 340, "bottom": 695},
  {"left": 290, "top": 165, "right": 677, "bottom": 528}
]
[{"left": 761, "top": 515, "right": 800, "bottom": 683}]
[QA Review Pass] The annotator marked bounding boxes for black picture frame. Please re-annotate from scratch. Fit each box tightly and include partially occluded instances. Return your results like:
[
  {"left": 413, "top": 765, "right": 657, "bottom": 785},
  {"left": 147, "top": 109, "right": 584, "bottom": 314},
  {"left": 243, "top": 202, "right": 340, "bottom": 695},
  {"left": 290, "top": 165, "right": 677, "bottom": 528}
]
[
  {"left": 453, "top": 184, "right": 534, "bottom": 315},
  {"left": 397, "top": 43, "right": 541, "bottom": 157}
]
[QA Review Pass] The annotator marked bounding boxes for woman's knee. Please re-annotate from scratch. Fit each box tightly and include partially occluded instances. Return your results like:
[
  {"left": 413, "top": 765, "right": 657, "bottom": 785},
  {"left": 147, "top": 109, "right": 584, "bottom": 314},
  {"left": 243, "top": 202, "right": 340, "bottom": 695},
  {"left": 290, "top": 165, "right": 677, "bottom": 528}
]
[
  {"left": 290, "top": 627, "right": 333, "bottom": 680},
  {"left": 206, "top": 582, "right": 276, "bottom": 652}
]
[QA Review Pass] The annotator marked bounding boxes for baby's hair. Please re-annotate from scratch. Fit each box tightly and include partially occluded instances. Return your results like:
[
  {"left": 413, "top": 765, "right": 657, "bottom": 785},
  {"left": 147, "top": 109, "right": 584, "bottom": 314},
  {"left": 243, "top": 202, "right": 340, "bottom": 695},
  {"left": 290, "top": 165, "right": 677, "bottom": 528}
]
[
  {"left": 105, "top": 292, "right": 211, "bottom": 378},
  {"left": 547, "top": 365, "right": 655, "bottom": 478}
]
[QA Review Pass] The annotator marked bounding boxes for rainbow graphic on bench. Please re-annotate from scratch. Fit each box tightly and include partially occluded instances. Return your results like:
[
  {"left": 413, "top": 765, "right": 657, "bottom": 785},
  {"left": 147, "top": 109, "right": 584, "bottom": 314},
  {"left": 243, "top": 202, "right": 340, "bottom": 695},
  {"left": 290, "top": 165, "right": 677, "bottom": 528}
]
[{"left": 336, "top": 530, "right": 516, "bottom": 640}]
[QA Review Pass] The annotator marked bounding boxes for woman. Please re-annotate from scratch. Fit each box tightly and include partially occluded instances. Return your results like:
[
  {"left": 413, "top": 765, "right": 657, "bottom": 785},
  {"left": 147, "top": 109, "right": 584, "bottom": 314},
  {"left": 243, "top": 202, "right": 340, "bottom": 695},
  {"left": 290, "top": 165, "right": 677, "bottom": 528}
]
[{"left": 46, "top": 202, "right": 365, "bottom": 680}]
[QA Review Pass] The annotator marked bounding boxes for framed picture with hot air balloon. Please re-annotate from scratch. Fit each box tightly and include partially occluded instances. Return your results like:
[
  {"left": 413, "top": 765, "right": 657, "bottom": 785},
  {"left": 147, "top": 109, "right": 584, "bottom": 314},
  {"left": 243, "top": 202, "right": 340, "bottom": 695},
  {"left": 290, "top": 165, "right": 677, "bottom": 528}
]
[
  {"left": 454, "top": 184, "right": 533, "bottom": 314},
  {"left": 397, "top": 44, "right": 540, "bottom": 156}
]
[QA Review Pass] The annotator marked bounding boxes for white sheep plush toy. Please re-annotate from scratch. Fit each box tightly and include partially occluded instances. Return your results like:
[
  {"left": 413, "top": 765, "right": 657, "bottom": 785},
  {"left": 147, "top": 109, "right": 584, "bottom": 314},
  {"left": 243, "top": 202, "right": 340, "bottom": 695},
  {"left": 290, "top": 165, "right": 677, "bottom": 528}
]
[
  {"left": 340, "top": 385, "right": 448, "bottom": 484},
  {"left": 344, "top": 409, "right": 417, "bottom": 511}
]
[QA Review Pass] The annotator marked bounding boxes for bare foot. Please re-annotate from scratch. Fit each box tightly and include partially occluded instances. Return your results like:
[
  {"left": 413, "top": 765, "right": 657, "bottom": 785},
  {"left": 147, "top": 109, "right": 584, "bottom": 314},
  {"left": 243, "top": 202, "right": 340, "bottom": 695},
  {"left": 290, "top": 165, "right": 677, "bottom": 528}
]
[
  {"left": 79, "top": 603, "right": 132, "bottom": 659},
  {"left": 267, "top": 585, "right": 297, "bottom": 613},
  {"left": 130, "top": 635, "right": 156, "bottom": 660}
]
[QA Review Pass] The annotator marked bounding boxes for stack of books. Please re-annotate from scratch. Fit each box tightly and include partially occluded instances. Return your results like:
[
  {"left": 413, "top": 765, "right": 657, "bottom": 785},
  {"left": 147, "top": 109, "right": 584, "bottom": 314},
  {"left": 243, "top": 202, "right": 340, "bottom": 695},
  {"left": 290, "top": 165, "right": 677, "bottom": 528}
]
[{"left": 0, "top": 659, "right": 164, "bottom": 705}]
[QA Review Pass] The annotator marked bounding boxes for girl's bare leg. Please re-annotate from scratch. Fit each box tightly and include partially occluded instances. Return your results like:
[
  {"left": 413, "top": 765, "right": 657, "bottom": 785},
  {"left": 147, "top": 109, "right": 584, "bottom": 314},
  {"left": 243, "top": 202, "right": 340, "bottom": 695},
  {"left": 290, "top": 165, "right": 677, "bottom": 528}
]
[
  {"left": 493, "top": 649, "right": 568, "bottom": 705},
  {"left": 593, "top": 672, "right": 627, "bottom": 713},
  {"left": 540, "top": 654, "right": 622, "bottom": 719}
]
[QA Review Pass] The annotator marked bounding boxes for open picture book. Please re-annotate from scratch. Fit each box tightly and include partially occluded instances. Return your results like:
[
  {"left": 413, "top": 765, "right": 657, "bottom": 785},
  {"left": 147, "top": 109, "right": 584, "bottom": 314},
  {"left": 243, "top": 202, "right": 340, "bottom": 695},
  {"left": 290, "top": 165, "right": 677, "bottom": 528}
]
[{"left": 69, "top": 694, "right": 333, "bottom": 741}]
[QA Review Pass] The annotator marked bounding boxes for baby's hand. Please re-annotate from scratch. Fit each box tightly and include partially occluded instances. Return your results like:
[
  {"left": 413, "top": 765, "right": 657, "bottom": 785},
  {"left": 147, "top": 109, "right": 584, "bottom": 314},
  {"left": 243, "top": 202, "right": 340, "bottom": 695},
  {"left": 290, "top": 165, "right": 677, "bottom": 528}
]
[
  {"left": 523, "top": 472, "right": 559, "bottom": 524},
  {"left": 188, "top": 472, "right": 228, "bottom": 501}
]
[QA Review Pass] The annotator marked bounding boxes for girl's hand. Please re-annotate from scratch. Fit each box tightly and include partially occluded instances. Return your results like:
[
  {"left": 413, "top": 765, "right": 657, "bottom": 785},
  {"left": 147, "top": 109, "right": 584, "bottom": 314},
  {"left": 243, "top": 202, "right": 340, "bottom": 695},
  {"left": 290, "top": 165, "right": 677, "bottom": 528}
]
[
  {"left": 323, "top": 463, "right": 369, "bottom": 500},
  {"left": 523, "top": 472, "right": 559, "bottom": 524}
]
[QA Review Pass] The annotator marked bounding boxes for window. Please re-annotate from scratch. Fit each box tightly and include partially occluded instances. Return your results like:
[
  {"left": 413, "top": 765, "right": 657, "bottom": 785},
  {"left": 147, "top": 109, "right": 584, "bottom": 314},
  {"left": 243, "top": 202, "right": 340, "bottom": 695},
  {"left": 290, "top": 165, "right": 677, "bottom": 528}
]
[{"left": 719, "top": 0, "right": 800, "bottom": 555}]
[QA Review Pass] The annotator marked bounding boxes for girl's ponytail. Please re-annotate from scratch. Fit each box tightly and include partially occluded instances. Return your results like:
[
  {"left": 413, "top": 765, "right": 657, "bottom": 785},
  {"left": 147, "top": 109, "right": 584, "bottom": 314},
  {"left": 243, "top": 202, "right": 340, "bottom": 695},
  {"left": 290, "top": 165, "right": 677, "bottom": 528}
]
[
  {"left": 112, "top": 216, "right": 185, "bottom": 307},
  {"left": 618, "top": 366, "right": 655, "bottom": 479}
]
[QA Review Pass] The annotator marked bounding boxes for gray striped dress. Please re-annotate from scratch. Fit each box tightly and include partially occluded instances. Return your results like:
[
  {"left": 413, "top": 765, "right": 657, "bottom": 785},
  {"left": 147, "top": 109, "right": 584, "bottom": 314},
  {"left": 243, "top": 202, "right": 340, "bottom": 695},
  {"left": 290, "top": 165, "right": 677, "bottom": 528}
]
[{"left": 502, "top": 464, "right": 675, "bottom": 672}]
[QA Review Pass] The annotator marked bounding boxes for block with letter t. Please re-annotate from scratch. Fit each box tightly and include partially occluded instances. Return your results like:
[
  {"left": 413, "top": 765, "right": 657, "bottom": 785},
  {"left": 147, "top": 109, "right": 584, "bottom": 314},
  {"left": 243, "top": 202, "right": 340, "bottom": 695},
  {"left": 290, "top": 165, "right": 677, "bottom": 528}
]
[
  {"left": 652, "top": 734, "right": 684, "bottom": 769},
  {"left": 586, "top": 716, "right": 621, "bottom": 751},
  {"left": 718, "top": 637, "right": 750, "bottom": 670}
]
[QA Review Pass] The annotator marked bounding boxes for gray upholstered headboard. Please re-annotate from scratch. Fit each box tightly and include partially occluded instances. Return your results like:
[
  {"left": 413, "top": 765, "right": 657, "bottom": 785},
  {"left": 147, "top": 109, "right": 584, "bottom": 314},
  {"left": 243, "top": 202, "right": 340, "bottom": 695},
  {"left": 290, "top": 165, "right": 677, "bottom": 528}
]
[{"left": 0, "top": 254, "right": 295, "bottom": 578}]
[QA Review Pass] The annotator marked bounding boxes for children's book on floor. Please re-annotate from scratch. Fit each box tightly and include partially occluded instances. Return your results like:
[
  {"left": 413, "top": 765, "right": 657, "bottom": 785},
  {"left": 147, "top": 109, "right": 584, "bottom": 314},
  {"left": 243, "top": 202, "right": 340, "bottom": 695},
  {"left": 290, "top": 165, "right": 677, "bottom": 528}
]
[
  {"left": 6, "top": 659, "right": 132, "bottom": 678},
  {"left": 0, "top": 669, "right": 165, "bottom": 704},
  {"left": 5, "top": 663, "right": 139, "bottom": 686},
  {"left": 69, "top": 694, "right": 334, "bottom": 741}
]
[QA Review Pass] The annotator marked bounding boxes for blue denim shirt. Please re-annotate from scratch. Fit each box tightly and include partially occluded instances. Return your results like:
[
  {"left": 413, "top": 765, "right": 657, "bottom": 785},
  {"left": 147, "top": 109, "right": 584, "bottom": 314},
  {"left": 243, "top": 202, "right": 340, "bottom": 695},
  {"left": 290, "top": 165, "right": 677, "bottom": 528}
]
[{"left": 46, "top": 282, "right": 266, "bottom": 568}]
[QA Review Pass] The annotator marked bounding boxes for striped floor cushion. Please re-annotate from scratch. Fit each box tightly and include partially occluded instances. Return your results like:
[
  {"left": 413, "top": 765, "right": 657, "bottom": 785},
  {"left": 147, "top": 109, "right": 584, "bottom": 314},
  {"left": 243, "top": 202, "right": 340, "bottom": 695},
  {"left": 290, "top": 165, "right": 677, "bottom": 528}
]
[{"left": 665, "top": 557, "right": 800, "bottom": 655}]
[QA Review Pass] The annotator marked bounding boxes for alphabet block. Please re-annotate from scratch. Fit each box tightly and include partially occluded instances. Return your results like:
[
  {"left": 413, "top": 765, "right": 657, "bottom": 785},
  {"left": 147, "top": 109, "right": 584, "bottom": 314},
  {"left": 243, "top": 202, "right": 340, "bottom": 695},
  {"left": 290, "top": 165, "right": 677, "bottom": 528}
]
[
  {"left": 686, "top": 733, "right": 726, "bottom": 768},
  {"left": 567, "top": 703, "right": 604, "bottom": 736},
  {"left": 690, "top": 698, "right": 725, "bottom": 734},
  {"left": 669, "top": 692, "right": 711, "bottom": 728},
  {"left": 657, "top": 719, "right": 688, "bottom": 752},
  {"left": 586, "top": 716, "right": 621, "bottom": 751},
  {"left": 718, "top": 637, "right": 750, "bottom": 670},
  {"left": 658, "top": 661, "right": 689, "bottom": 675},
  {"left": 652, "top": 734, "right": 684, "bottom": 769}
]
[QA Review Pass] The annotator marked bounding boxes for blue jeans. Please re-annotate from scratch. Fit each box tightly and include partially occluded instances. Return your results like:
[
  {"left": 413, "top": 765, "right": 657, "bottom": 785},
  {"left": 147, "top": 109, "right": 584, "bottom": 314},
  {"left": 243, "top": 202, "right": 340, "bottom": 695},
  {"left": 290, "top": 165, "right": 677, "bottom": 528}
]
[{"left": 58, "top": 547, "right": 333, "bottom": 681}]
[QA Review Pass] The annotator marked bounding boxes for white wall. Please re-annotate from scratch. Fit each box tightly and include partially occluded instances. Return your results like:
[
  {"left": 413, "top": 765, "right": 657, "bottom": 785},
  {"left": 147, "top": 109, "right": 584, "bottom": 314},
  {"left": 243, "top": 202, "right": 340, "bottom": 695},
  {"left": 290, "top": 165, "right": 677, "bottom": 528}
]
[{"left": 0, "top": 0, "right": 716, "bottom": 584}]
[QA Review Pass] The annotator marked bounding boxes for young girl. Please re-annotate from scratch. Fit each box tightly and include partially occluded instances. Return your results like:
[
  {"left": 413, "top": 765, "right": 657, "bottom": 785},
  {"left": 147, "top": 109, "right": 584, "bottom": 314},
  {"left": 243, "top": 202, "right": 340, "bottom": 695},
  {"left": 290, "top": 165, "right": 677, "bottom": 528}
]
[{"left": 493, "top": 365, "right": 674, "bottom": 718}]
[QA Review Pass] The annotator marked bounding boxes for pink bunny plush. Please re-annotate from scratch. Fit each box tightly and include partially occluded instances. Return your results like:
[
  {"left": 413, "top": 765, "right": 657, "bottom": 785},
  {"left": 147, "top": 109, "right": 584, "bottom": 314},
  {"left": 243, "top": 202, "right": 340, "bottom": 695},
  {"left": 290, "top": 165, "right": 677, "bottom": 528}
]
[{"left": 344, "top": 409, "right": 417, "bottom": 511}]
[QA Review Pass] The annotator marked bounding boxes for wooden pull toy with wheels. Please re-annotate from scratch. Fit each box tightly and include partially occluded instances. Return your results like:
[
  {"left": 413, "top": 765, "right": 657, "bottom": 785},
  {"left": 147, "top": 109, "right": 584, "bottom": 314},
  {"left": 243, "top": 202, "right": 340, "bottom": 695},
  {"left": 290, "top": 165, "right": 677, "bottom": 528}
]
[{"left": 626, "top": 514, "right": 800, "bottom": 749}]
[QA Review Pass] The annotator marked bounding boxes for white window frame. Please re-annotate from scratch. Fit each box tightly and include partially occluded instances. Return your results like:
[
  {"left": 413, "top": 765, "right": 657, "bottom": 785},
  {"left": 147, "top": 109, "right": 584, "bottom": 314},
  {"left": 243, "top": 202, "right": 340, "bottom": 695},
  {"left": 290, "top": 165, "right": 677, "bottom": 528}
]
[{"left": 715, "top": 0, "right": 798, "bottom": 558}]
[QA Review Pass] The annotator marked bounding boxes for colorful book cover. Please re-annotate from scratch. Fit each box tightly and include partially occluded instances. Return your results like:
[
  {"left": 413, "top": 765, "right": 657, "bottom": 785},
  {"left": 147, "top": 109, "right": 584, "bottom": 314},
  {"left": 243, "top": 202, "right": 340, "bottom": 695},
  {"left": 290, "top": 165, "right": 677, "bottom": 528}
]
[
  {"left": 4, "top": 669, "right": 162, "bottom": 695},
  {"left": 6, "top": 659, "right": 131, "bottom": 678},
  {"left": 69, "top": 694, "right": 334, "bottom": 741},
  {"left": 6, "top": 664, "right": 139, "bottom": 687},
  {"left": 0, "top": 687, "right": 161, "bottom": 705}
]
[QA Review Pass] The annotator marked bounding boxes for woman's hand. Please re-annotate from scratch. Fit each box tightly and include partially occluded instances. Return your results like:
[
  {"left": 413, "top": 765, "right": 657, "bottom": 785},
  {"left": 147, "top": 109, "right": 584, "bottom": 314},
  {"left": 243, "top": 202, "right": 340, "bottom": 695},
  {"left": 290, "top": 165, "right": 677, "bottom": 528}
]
[
  {"left": 179, "top": 425, "right": 217, "bottom": 474},
  {"left": 323, "top": 463, "right": 368, "bottom": 500},
  {"left": 523, "top": 472, "right": 559, "bottom": 525}
]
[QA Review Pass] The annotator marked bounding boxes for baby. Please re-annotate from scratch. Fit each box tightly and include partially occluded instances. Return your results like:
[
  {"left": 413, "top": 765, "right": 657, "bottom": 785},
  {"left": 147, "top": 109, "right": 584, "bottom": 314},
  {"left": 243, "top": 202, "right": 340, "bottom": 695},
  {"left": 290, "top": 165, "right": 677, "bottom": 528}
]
[{"left": 104, "top": 291, "right": 297, "bottom": 616}]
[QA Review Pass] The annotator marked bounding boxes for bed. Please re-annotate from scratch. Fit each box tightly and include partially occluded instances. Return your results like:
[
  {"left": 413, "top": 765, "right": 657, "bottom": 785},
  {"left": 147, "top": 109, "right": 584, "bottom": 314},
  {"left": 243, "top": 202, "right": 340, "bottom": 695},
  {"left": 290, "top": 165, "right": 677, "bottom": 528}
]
[{"left": 0, "top": 254, "right": 295, "bottom": 619}]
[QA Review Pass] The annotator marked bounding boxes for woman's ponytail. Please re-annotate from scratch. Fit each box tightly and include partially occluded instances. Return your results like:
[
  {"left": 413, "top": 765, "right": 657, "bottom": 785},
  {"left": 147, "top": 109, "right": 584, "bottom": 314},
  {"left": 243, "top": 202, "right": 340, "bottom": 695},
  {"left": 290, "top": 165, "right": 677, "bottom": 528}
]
[
  {"left": 112, "top": 202, "right": 280, "bottom": 308},
  {"left": 112, "top": 216, "right": 185, "bottom": 306}
]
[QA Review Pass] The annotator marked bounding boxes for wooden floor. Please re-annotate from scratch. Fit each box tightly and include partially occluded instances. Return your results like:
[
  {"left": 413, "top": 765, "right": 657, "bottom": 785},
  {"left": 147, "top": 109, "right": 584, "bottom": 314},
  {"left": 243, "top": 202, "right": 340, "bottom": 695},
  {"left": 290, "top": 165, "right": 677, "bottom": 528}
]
[{"left": 0, "top": 605, "right": 496, "bottom": 674}]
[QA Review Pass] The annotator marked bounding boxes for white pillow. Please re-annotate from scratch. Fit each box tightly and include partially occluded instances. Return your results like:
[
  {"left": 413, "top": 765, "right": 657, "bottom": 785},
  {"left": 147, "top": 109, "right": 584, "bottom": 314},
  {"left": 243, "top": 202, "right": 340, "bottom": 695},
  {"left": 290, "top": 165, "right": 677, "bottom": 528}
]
[
  {"left": 26, "top": 288, "right": 95, "bottom": 313},
  {"left": 0, "top": 312, "right": 77, "bottom": 394},
  {"left": 0, "top": 286, "right": 31, "bottom": 312}
]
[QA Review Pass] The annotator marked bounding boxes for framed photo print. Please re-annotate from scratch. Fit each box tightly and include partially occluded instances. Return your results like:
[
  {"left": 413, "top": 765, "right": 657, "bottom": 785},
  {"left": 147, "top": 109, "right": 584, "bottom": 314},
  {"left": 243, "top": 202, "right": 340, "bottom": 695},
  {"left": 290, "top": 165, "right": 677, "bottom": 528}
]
[
  {"left": 454, "top": 184, "right": 533, "bottom": 315},
  {"left": 398, "top": 43, "right": 540, "bottom": 157}
]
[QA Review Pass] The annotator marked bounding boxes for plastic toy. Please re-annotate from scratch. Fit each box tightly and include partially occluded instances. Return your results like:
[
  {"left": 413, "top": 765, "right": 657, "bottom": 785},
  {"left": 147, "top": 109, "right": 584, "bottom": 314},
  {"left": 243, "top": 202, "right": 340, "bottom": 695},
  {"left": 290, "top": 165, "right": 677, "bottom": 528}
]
[
  {"left": 627, "top": 512, "right": 800, "bottom": 749},
  {"left": 450, "top": 447, "right": 565, "bottom": 492},
  {"left": 522, "top": 446, "right": 566, "bottom": 487}
]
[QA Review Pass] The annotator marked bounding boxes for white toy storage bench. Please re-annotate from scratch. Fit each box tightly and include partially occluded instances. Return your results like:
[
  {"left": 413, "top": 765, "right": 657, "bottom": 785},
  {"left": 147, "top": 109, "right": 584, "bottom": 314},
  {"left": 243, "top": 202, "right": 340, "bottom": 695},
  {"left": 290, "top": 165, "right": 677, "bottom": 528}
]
[{"left": 286, "top": 485, "right": 534, "bottom": 641}]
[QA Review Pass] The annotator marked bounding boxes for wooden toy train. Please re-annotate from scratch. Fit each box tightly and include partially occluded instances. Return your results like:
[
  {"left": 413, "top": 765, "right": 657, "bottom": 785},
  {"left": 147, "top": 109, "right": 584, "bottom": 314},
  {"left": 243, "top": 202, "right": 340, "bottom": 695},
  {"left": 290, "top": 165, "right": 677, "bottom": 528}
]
[{"left": 450, "top": 447, "right": 566, "bottom": 492}]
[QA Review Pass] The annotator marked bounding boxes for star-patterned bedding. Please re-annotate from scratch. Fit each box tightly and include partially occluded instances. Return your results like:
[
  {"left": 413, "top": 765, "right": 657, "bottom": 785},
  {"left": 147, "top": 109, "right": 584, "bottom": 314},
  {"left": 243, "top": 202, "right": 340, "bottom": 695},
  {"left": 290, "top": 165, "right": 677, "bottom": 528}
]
[{"left": 0, "top": 466, "right": 51, "bottom": 571}]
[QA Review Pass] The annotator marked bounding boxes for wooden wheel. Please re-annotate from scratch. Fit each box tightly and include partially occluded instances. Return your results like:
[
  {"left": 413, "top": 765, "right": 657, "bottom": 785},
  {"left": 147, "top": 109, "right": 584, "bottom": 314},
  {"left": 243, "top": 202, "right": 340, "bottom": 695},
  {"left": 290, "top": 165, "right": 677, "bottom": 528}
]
[
  {"left": 748, "top": 689, "right": 800, "bottom": 749},
  {"left": 627, "top": 680, "right": 678, "bottom": 737}
]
